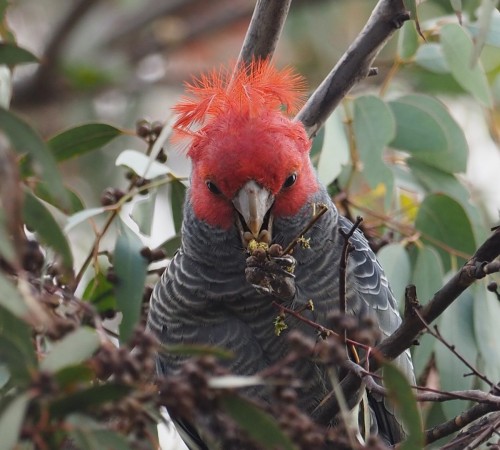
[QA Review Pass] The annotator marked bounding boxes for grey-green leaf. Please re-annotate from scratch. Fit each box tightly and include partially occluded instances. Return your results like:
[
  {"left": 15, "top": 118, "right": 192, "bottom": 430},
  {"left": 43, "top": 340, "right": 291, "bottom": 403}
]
[
  {"left": 383, "top": 361, "right": 424, "bottom": 450},
  {"left": 0, "top": 42, "right": 38, "bottom": 66},
  {"left": 22, "top": 190, "right": 74, "bottom": 272},
  {"left": 48, "top": 123, "right": 124, "bottom": 162},
  {"left": 389, "top": 94, "right": 468, "bottom": 174},
  {"left": 220, "top": 395, "right": 297, "bottom": 450},
  {"left": 0, "top": 392, "right": 30, "bottom": 450},
  {"left": 40, "top": 327, "right": 100, "bottom": 373},
  {"left": 354, "top": 95, "right": 395, "bottom": 206},
  {"left": 441, "top": 23, "right": 492, "bottom": 107},
  {"left": 0, "top": 107, "right": 68, "bottom": 207},
  {"left": 113, "top": 225, "right": 148, "bottom": 342},
  {"left": 415, "top": 194, "right": 476, "bottom": 271},
  {"left": 377, "top": 243, "right": 411, "bottom": 308},
  {"left": 435, "top": 288, "right": 477, "bottom": 419}
]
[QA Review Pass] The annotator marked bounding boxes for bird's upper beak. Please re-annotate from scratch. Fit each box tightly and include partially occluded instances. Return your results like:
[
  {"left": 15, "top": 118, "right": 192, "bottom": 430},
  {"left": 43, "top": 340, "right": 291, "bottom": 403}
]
[{"left": 232, "top": 180, "right": 274, "bottom": 247}]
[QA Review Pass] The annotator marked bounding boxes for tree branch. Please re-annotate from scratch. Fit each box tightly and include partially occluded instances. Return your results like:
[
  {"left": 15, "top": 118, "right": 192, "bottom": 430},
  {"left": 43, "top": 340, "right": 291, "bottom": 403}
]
[
  {"left": 294, "top": 0, "right": 410, "bottom": 138},
  {"left": 236, "top": 0, "right": 292, "bottom": 66},
  {"left": 311, "top": 227, "right": 500, "bottom": 424}
]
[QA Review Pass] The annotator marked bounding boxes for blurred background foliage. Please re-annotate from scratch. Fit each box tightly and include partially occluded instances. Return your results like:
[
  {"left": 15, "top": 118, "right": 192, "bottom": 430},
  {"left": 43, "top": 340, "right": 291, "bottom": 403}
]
[{"left": 1, "top": 0, "right": 500, "bottom": 448}]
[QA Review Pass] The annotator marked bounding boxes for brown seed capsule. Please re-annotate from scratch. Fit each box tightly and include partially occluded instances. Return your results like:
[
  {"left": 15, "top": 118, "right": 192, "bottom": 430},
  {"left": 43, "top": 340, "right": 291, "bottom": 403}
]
[
  {"left": 136, "top": 119, "right": 151, "bottom": 138},
  {"left": 269, "top": 243, "right": 283, "bottom": 257}
]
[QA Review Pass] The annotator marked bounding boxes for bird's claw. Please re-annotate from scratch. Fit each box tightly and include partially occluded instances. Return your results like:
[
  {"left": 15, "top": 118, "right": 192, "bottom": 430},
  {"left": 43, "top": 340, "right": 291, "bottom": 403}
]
[{"left": 245, "top": 244, "right": 296, "bottom": 301}]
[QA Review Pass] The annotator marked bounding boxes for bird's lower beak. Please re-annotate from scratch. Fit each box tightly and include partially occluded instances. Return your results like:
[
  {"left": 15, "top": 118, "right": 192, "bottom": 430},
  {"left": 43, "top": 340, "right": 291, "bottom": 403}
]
[{"left": 233, "top": 180, "right": 274, "bottom": 248}]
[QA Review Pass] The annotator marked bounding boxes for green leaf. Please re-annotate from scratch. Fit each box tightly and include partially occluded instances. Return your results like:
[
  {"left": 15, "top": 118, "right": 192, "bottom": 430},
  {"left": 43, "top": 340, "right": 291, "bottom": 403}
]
[
  {"left": 389, "top": 94, "right": 468, "bottom": 173},
  {"left": 83, "top": 272, "right": 116, "bottom": 316},
  {"left": 441, "top": 24, "right": 492, "bottom": 107},
  {"left": 398, "top": 20, "right": 419, "bottom": 60},
  {"left": 66, "top": 414, "right": 134, "bottom": 450},
  {"left": 131, "top": 192, "right": 156, "bottom": 236},
  {"left": 0, "top": 392, "right": 30, "bottom": 450},
  {"left": 377, "top": 243, "right": 411, "bottom": 308},
  {"left": 412, "top": 246, "right": 444, "bottom": 305},
  {"left": 0, "top": 65, "right": 11, "bottom": 108},
  {"left": 65, "top": 206, "right": 107, "bottom": 233},
  {"left": 50, "top": 384, "right": 131, "bottom": 418},
  {"left": 473, "top": 285, "right": 500, "bottom": 382},
  {"left": 48, "top": 123, "right": 123, "bottom": 162},
  {"left": 383, "top": 362, "right": 423, "bottom": 450},
  {"left": 415, "top": 194, "right": 476, "bottom": 271},
  {"left": 353, "top": 95, "right": 395, "bottom": 207},
  {"left": 161, "top": 234, "right": 181, "bottom": 256},
  {"left": 171, "top": 179, "right": 186, "bottom": 234},
  {"left": 34, "top": 183, "right": 85, "bottom": 214},
  {"left": 54, "top": 365, "right": 94, "bottom": 389},
  {"left": 468, "top": 0, "right": 499, "bottom": 66},
  {"left": 435, "top": 288, "right": 477, "bottom": 419},
  {"left": 115, "top": 149, "right": 170, "bottom": 178},
  {"left": 161, "top": 343, "right": 234, "bottom": 360},
  {"left": 317, "top": 108, "right": 349, "bottom": 186},
  {"left": 0, "top": 107, "right": 68, "bottom": 207},
  {"left": 407, "top": 158, "right": 470, "bottom": 206},
  {"left": 0, "top": 271, "right": 28, "bottom": 318},
  {"left": 0, "top": 42, "right": 37, "bottom": 65},
  {"left": 22, "top": 190, "right": 73, "bottom": 271},
  {"left": 468, "top": 6, "right": 500, "bottom": 47},
  {"left": 220, "top": 395, "right": 297, "bottom": 450},
  {"left": 113, "top": 225, "right": 148, "bottom": 342},
  {"left": 414, "top": 43, "right": 450, "bottom": 74},
  {"left": 40, "top": 327, "right": 100, "bottom": 373},
  {"left": 0, "top": 306, "right": 37, "bottom": 384}
]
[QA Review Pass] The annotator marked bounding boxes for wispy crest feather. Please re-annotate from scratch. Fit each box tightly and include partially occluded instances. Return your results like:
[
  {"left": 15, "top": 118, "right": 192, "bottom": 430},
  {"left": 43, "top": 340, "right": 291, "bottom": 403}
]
[{"left": 172, "top": 59, "right": 306, "bottom": 138}]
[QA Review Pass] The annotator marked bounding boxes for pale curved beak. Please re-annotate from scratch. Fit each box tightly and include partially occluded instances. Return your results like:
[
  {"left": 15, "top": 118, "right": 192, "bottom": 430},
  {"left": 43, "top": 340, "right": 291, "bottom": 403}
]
[{"left": 232, "top": 180, "right": 274, "bottom": 239}]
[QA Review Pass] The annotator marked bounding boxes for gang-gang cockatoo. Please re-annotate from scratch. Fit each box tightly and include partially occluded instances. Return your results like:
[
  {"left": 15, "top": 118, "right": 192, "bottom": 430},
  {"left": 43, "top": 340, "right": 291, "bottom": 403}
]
[{"left": 148, "top": 60, "right": 414, "bottom": 449}]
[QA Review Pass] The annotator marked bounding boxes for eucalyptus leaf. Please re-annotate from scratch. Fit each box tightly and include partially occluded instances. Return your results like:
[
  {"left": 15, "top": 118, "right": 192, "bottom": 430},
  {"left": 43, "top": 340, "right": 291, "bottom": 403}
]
[
  {"left": 220, "top": 395, "right": 297, "bottom": 450},
  {"left": 40, "top": 327, "right": 100, "bottom": 373},
  {"left": 83, "top": 272, "right": 116, "bottom": 316},
  {"left": 0, "top": 42, "right": 38, "bottom": 65},
  {"left": 0, "top": 392, "right": 30, "bottom": 450},
  {"left": 377, "top": 243, "right": 411, "bottom": 308},
  {"left": 441, "top": 24, "right": 492, "bottom": 107},
  {"left": 22, "top": 190, "right": 73, "bottom": 271},
  {"left": 389, "top": 94, "right": 468, "bottom": 174},
  {"left": 435, "top": 288, "right": 477, "bottom": 419},
  {"left": 48, "top": 123, "right": 124, "bottom": 162},
  {"left": 113, "top": 225, "right": 148, "bottom": 342},
  {"left": 473, "top": 286, "right": 500, "bottom": 382},
  {"left": 353, "top": 96, "right": 395, "bottom": 194},
  {"left": 170, "top": 180, "right": 186, "bottom": 234},
  {"left": 411, "top": 246, "right": 444, "bottom": 305},
  {"left": 398, "top": 20, "right": 419, "bottom": 60},
  {"left": 0, "top": 107, "right": 68, "bottom": 207},
  {"left": 317, "top": 108, "right": 349, "bottom": 186},
  {"left": 65, "top": 206, "right": 108, "bottom": 232},
  {"left": 414, "top": 43, "right": 450, "bottom": 74},
  {"left": 116, "top": 149, "right": 170, "bottom": 179},
  {"left": 383, "top": 362, "right": 423, "bottom": 450},
  {"left": 415, "top": 194, "right": 476, "bottom": 271}
]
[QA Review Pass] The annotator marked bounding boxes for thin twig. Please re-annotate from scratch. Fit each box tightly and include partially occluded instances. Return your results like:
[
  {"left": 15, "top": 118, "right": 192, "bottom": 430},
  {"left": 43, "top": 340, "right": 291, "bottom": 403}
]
[
  {"left": 414, "top": 308, "right": 499, "bottom": 394},
  {"left": 282, "top": 203, "right": 328, "bottom": 255},
  {"left": 311, "top": 227, "right": 500, "bottom": 425}
]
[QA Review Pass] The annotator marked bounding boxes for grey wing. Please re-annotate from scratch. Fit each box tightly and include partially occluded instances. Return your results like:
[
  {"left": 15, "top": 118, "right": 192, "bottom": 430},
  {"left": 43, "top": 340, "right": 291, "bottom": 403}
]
[{"left": 338, "top": 216, "right": 416, "bottom": 444}]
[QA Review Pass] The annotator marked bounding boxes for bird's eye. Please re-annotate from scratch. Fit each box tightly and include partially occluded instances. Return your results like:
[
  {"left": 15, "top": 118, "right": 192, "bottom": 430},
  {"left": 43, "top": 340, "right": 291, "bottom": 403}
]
[
  {"left": 283, "top": 173, "right": 297, "bottom": 189},
  {"left": 206, "top": 180, "right": 221, "bottom": 195}
]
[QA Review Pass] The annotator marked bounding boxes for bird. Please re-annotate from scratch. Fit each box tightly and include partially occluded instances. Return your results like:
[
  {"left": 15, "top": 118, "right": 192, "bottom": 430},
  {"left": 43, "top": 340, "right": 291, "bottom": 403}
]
[{"left": 147, "top": 59, "right": 415, "bottom": 449}]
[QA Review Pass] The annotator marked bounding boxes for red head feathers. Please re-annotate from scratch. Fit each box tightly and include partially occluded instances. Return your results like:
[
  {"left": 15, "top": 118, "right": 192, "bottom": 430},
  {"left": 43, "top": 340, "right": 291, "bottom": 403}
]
[{"left": 171, "top": 60, "right": 318, "bottom": 229}]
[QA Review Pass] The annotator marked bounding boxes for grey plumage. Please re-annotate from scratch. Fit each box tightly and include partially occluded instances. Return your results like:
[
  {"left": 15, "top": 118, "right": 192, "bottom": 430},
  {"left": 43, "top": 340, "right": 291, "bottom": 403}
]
[{"left": 148, "top": 183, "right": 415, "bottom": 445}]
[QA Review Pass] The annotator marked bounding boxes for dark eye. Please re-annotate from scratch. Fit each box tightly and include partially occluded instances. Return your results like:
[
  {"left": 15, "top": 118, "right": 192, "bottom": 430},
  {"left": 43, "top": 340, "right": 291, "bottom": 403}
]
[
  {"left": 283, "top": 173, "right": 297, "bottom": 189},
  {"left": 206, "top": 180, "right": 221, "bottom": 195}
]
